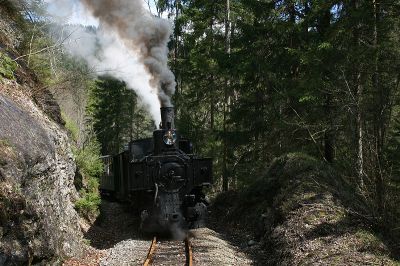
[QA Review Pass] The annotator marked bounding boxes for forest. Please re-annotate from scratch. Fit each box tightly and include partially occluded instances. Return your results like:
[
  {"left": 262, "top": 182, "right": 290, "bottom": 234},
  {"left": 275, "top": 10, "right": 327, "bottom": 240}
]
[
  {"left": 1, "top": 0, "right": 400, "bottom": 264},
  {"left": 160, "top": 0, "right": 400, "bottom": 244}
]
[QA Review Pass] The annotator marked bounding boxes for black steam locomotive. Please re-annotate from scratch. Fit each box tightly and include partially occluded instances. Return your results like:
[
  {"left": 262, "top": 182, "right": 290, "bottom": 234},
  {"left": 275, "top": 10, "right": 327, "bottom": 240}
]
[{"left": 100, "top": 107, "right": 213, "bottom": 233}]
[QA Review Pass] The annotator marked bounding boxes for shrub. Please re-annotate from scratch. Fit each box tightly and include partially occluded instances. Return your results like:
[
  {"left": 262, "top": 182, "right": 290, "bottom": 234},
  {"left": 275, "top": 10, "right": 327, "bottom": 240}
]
[
  {"left": 63, "top": 113, "right": 103, "bottom": 220},
  {"left": 0, "top": 52, "right": 18, "bottom": 80},
  {"left": 75, "top": 189, "right": 101, "bottom": 219},
  {"left": 74, "top": 140, "right": 103, "bottom": 179},
  {"left": 62, "top": 112, "right": 79, "bottom": 142},
  {"left": 73, "top": 140, "right": 103, "bottom": 220}
]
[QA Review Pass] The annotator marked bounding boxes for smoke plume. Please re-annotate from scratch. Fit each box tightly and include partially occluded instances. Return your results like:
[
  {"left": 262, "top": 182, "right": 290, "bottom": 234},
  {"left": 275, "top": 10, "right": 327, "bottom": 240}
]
[
  {"left": 80, "top": 0, "right": 176, "bottom": 108},
  {"left": 45, "top": 0, "right": 176, "bottom": 125}
]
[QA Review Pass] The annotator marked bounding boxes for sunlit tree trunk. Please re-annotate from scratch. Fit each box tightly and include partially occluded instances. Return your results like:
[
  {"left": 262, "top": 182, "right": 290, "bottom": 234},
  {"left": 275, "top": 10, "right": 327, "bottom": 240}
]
[
  {"left": 356, "top": 73, "right": 365, "bottom": 189},
  {"left": 210, "top": 74, "right": 215, "bottom": 130},
  {"left": 324, "top": 94, "right": 334, "bottom": 162},
  {"left": 173, "top": 0, "right": 181, "bottom": 118},
  {"left": 222, "top": 0, "right": 231, "bottom": 192},
  {"left": 372, "top": 0, "right": 385, "bottom": 211},
  {"left": 350, "top": 0, "right": 365, "bottom": 189},
  {"left": 210, "top": 13, "right": 215, "bottom": 131}
]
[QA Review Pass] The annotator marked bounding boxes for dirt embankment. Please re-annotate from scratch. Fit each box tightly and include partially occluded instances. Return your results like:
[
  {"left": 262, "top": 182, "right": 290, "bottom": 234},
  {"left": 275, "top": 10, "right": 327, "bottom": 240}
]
[
  {"left": 0, "top": 3, "right": 85, "bottom": 265},
  {"left": 211, "top": 153, "right": 400, "bottom": 265}
]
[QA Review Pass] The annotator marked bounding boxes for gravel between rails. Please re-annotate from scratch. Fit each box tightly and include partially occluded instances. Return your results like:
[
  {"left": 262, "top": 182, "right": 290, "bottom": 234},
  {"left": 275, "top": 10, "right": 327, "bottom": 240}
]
[
  {"left": 100, "top": 240, "right": 150, "bottom": 266},
  {"left": 151, "top": 240, "right": 186, "bottom": 266},
  {"left": 98, "top": 229, "right": 252, "bottom": 266},
  {"left": 64, "top": 200, "right": 254, "bottom": 265}
]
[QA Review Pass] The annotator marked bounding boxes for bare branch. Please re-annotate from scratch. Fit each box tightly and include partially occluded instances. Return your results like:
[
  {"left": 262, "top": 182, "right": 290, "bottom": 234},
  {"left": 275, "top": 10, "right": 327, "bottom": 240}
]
[
  {"left": 27, "top": 24, "right": 36, "bottom": 66},
  {"left": 13, "top": 28, "right": 77, "bottom": 61}
]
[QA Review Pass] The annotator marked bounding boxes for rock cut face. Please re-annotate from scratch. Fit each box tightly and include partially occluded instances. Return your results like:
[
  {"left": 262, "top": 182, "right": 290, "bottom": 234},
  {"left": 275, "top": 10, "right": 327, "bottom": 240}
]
[
  {"left": 0, "top": 88, "right": 83, "bottom": 265},
  {"left": 0, "top": 3, "right": 85, "bottom": 264}
]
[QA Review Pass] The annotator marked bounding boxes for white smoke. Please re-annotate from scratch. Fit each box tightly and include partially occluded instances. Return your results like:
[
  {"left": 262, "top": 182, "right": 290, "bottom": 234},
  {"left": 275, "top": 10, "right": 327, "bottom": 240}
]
[
  {"left": 44, "top": 0, "right": 176, "bottom": 125},
  {"left": 44, "top": 0, "right": 98, "bottom": 26},
  {"left": 60, "top": 26, "right": 161, "bottom": 123},
  {"left": 81, "top": 0, "right": 176, "bottom": 107}
]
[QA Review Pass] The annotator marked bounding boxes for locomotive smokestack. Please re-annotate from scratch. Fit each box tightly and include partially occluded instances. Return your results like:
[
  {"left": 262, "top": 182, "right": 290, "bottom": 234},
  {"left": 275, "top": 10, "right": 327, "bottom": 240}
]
[{"left": 160, "top": 107, "right": 175, "bottom": 130}]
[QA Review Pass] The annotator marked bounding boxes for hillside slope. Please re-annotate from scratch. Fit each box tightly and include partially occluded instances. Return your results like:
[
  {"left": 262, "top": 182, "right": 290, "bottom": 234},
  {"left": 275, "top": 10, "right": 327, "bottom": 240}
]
[
  {"left": 212, "top": 154, "right": 399, "bottom": 265},
  {"left": 0, "top": 3, "right": 84, "bottom": 265}
]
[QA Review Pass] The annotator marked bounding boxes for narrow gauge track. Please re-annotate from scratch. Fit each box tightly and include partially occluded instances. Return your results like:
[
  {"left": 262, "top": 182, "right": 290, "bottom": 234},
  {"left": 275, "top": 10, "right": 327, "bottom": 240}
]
[{"left": 143, "top": 236, "right": 193, "bottom": 266}]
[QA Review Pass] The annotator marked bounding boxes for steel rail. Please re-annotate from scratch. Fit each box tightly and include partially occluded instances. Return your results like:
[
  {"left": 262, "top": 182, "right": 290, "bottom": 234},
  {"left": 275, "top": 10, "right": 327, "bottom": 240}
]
[
  {"left": 143, "top": 235, "right": 192, "bottom": 266},
  {"left": 185, "top": 236, "right": 193, "bottom": 266},
  {"left": 143, "top": 236, "right": 157, "bottom": 266}
]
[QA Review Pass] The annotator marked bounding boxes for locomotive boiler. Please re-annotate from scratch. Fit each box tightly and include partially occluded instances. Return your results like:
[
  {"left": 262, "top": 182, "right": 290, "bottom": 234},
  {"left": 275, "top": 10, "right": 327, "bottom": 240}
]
[{"left": 100, "top": 107, "right": 213, "bottom": 233}]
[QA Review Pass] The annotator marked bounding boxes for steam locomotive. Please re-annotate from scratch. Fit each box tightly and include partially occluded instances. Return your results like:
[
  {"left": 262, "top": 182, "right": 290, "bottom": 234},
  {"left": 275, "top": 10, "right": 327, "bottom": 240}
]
[{"left": 100, "top": 107, "right": 213, "bottom": 233}]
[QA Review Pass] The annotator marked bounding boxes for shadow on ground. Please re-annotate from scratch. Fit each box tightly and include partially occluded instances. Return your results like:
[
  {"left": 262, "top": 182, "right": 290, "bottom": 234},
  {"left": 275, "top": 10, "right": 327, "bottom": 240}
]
[
  {"left": 85, "top": 199, "right": 142, "bottom": 249},
  {"left": 206, "top": 209, "right": 266, "bottom": 265},
  {"left": 85, "top": 199, "right": 256, "bottom": 264}
]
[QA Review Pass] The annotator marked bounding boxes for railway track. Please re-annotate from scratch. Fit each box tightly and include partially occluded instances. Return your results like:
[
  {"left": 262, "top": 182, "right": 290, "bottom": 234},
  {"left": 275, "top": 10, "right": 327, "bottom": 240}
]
[{"left": 143, "top": 235, "right": 193, "bottom": 266}]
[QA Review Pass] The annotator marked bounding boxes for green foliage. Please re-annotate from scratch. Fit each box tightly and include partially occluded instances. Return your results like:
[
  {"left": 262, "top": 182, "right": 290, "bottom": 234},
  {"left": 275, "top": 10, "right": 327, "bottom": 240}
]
[
  {"left": 171, "top": 2, "right": 400, "bottom": 246},
  {"left": 63, "top": 113, "right": 102, "bottom": 219},
  {"left": 74, "top": 140, "right": 103, "bottom": 180},
  {"left": 22, "top": 32, "right": 55, "bottom": 84},
  {"left": 87, "top": 76, "right": 153, "bottom": 155},
  {"left": 73, "top": 139, "right": 103, "bottom": 219},
  {"left": 3, "top": 0, "right": 400, "bottom": 250},
  {"left": 82, "top": 238, "right": 91, "bottom": 245},
  {"left": 74, "top": 188, "right": 101, "bottom": 218},
  {"left": 61, "top": 112, "right": 79, "bottom": 142},
  {"left": 0, "top": 0, "right": 29, "bottom": 32},
  {"left": 0, "top": 52, "right": 18, "bottom": 80}
]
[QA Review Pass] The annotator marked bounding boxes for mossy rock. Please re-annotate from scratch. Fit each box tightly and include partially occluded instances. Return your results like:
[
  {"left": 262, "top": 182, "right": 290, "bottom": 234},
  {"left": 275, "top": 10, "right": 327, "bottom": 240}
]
[
  {"left": 355, "top": 229, "right": 387, "bottom": 255},
  {"left": 0, "top": 138, "right": 17, "bottom": 167}
]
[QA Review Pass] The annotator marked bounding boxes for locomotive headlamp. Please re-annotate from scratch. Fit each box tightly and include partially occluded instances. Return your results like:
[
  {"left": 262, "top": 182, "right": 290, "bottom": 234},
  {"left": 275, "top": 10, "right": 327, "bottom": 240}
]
[{"left": 163, "top": 130, "right": 177, "bottom": 145}]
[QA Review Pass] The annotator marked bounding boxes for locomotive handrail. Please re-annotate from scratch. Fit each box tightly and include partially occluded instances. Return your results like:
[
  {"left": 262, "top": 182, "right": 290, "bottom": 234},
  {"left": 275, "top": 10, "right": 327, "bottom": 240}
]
[{"left": 153, "top": 183, "right": 159, "bottom": 205}]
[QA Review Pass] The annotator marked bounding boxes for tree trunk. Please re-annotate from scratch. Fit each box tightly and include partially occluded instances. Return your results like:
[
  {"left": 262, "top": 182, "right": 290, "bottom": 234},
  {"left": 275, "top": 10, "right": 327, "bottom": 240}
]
[
  {"left": 351, "top": 0, "right": 365, "bottom": 190},
  {"left": 209, "top": 10, "right": 215, "bottom": 131},
  {"left": 324, "top": 94, "right": 334, "bottom": 162},
  {"left": 372, "top": 0, "right": 384, "bottom": 212},
  {"left": 129, "top": 94, "right": 134, "bottom": 141},
  {"left": 210, "top": 78, "right": 214, "bottom": 130},
  {"left": 317, "top": 7, "right": 335, "bottom": 163},
  {"left": 173, "top": 0, "right": 180, "bottom": 119},
  {"left": 355, "top": 69, "right": 365, "bottom": 189},
  {"left": 222, "top": 0, "right": 231, "bottom": 192}
]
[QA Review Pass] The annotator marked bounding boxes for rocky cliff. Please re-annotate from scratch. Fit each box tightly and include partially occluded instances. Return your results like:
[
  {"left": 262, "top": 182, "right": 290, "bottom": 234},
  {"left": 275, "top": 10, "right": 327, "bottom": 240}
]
[{"left": 0, "top": 3, "right": 84, "bottom": 265}]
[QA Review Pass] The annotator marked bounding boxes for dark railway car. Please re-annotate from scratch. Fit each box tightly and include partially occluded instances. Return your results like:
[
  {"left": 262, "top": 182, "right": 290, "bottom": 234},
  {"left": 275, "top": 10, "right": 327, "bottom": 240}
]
[{"left": 100, "top": 107, "right": 213, "bottom": 233}]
